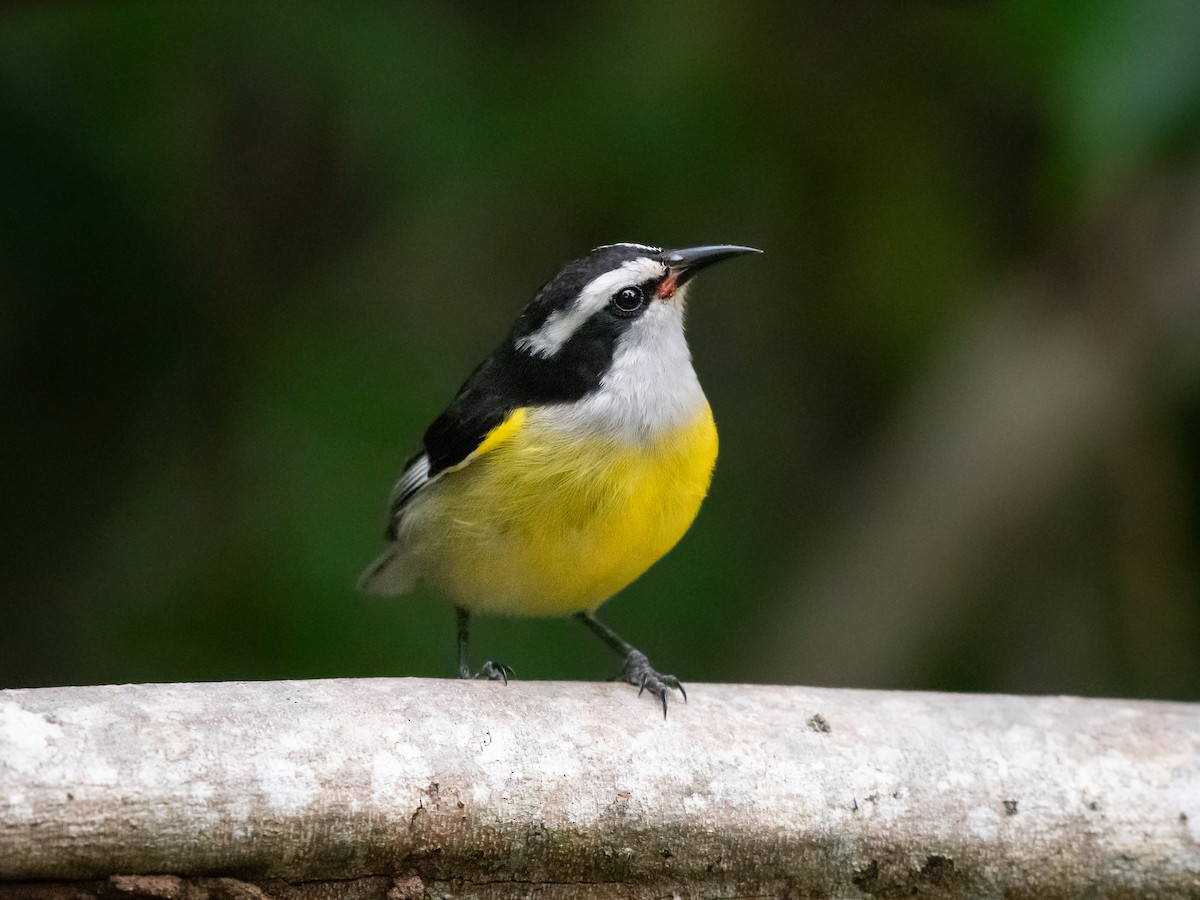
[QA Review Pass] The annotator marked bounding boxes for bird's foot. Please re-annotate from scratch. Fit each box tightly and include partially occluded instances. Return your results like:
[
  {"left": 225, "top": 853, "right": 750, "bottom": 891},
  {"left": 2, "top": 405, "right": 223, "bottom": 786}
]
[
  {"left": 616, "top": 650, "right": 686, "bottom": 717},
  {"left": 472, "top": 661, "right": 514, "bottom": 684}
]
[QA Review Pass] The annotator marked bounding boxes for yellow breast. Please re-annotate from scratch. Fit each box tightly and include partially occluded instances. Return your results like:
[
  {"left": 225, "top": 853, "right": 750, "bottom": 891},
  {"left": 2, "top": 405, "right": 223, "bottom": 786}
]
[{"left": 413, "top": 406, "right": 718, "bottom": 616}]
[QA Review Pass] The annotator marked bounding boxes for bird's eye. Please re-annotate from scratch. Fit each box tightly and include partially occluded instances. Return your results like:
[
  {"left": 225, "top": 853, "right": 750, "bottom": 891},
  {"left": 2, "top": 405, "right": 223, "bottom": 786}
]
[{"left": 611, "top": 285, "right": 645, "bottom": 314}]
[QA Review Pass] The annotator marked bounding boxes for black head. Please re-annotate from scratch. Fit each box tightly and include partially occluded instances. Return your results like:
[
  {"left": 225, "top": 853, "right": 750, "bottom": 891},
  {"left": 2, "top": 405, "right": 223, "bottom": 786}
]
[
  {"left": 476, "top": 242, "right": 758, "bottom": 407},
  {"left": 509, "top": 242, "right": 759, "bottom": 359}
]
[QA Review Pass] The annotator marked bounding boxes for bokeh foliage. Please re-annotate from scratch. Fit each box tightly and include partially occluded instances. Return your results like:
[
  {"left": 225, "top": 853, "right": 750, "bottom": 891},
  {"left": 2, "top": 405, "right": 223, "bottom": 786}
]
[{"left": 3, "top": 2, "right": 1199, "bottom": 699}]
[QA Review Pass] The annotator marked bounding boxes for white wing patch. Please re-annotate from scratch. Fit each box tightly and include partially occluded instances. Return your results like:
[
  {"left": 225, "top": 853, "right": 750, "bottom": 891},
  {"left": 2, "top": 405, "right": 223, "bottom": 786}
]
[
  {"left": 515, "top": 257, "right": 666, "bottom": 358},
  {"left": 389, "top": 452, "right": 432, "bottom": 515}
]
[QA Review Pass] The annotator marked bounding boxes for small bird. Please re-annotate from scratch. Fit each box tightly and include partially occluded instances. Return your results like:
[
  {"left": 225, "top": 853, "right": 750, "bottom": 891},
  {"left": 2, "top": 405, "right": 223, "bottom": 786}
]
[{"left": 360, "top": 242, "right": 760, "bottom": 713}]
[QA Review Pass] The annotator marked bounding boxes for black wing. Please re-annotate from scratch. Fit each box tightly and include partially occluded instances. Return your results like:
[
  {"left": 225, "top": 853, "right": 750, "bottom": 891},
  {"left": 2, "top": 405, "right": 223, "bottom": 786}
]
[
  {"left": 422, "top": 355, "right": 518, "bottom": 477},
  {"left": 383, "top": 356, "right": 518, "bottom": 539},
  {"left": 383, "top": 330, "right": 616, "bottom": 538}
]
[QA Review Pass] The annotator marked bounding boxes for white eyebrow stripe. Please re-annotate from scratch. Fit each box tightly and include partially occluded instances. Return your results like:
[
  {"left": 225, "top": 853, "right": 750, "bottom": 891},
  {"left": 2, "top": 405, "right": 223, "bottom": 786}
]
[
  {"left": 514, "top": 258, "right": 664, "bottom": 358},
  {"left": 592, "top": 242, "right": 662, "bottom": 254}
]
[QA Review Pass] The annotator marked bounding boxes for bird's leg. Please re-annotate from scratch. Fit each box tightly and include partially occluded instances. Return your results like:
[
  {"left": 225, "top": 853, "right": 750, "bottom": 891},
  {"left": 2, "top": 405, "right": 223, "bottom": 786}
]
[
  {"left": 456, "top": 606, "right": 513, "bottom": 684},
  {"left": 456, "top": 606, "right": 471, "bottom": 679},
  {"left": 575, "top": 611, "right": 685, "bottom": 716}
]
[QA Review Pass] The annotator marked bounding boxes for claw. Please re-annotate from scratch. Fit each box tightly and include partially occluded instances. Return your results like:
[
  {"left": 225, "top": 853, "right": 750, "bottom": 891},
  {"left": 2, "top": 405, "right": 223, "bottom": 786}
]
[
  {"left": 615, "top": 649, "right": 686, "bottom": 717},
  {"left": 661, "top": 675, "right": 687, "bottom": 704},
  {"left": 475, "top": 661, "right": 514, "bottom": 684}
]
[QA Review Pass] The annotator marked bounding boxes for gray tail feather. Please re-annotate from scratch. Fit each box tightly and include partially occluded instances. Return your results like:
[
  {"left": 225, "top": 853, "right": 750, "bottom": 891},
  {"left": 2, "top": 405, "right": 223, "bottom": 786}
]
[{"left": 357, "top": 547, "right": 418, "bottom": 596}]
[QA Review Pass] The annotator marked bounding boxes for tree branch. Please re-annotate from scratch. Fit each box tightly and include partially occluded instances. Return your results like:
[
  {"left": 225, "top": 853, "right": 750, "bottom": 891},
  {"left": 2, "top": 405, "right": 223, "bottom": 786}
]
[{"left": 1, "top": 678, "right": 1198, "bottom": 898}]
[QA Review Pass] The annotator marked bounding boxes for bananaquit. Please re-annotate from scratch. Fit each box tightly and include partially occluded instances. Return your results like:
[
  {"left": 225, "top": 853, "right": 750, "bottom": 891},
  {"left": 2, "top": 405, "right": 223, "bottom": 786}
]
[{"left": 360, "top": 242, "right": 760, "bottom": 713}]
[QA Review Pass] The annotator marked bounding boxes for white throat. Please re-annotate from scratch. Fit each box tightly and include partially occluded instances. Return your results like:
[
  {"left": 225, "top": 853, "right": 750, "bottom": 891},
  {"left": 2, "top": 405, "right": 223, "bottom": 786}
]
[{"left": 531, "top": 293, "right": 707, "bottom": 443}]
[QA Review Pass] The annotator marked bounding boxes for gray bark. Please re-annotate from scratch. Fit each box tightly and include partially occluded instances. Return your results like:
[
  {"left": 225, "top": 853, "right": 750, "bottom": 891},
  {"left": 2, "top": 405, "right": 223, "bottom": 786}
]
[{"left": 1, "top": 678, "right": 1198, "bottom": 898}]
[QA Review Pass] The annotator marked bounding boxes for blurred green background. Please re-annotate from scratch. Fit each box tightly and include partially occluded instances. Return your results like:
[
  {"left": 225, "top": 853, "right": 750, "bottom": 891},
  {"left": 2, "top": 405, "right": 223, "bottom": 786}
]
[{"left": 4, "top": 2, "right": 1200, "bottom": 700}]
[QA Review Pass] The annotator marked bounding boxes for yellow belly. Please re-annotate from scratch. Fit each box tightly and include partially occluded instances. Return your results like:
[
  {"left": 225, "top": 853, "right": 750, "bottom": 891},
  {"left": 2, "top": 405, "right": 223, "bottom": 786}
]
[{"left": 412, "top": 407, "right": 718, "bottom": 616}]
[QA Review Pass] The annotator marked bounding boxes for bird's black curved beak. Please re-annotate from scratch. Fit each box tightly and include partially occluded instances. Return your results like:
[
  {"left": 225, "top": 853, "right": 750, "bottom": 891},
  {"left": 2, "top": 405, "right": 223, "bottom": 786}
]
[{"left": 660, "top": 244, "right": 762, "bottom": 288}]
